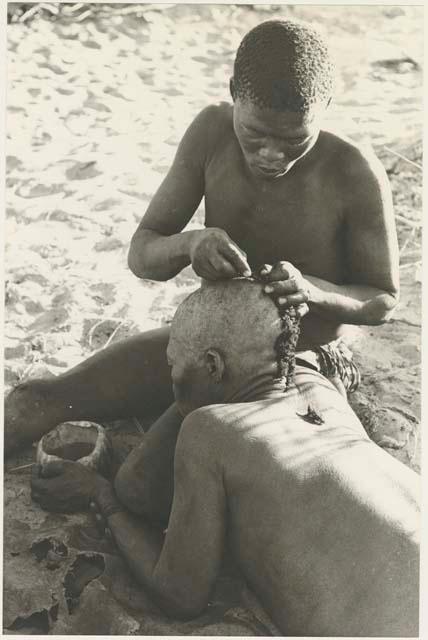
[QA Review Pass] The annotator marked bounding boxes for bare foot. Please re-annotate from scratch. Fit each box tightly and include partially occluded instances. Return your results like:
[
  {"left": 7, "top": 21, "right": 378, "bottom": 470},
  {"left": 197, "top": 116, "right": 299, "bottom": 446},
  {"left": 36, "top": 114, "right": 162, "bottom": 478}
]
[{"left": 4, "top": 380, "right": 62, "bottom": 458}]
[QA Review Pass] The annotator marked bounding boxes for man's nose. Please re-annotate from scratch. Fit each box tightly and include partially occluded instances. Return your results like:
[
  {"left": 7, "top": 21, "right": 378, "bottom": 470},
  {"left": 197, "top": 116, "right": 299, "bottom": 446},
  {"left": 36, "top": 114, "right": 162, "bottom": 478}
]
[{"left": 258, "top": 145, "right": 285, "bottom": 162}]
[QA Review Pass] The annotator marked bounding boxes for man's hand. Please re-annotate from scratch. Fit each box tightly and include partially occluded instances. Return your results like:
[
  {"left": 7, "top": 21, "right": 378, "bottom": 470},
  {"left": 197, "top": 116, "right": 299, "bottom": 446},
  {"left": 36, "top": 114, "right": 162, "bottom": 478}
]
[
  {"left": 31, "top": 459, "right": 110, "bottom": 513},
  {"left": 190, "top": 228, "right": 251, "bottom": 280},
  {"left": 260, "top": 261, "right": 310, "bottom": 317}
]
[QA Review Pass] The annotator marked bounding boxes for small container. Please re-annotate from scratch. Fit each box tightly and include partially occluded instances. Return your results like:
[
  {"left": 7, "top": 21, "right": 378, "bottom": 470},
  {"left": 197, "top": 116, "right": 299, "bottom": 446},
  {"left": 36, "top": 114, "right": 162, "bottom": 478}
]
[{"left": 37, "top": 422, "right": 111, "bottom": 476}]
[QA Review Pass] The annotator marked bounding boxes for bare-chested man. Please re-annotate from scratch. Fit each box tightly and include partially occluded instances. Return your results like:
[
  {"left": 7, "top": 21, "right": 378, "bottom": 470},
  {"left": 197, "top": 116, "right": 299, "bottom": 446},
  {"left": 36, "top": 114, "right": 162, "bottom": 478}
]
[
  {"left": 5, "top": 20, "right": 398, "bottom": 514},
  {"left": 31, "top": 279, "right": 419, "bottom": 637}
]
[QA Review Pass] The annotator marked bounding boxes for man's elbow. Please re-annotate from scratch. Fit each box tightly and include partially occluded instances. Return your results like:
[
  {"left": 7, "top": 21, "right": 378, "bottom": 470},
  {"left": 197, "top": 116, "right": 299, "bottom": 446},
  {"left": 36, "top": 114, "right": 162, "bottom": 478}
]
[
  {"left": 127, "top": 236, "right": 145, "bottom": 278},
  {"left": 163, "top": 600, "right": 206, "bottom": 621},
  {"left": 128, "top": 235, "right": 160, "bottom": 280},
  {"left": 153, "top": 589, "right": 207, "bottom": 621},
  {"left": 365, "top": 291, "right": 399, "bottom": 325}
]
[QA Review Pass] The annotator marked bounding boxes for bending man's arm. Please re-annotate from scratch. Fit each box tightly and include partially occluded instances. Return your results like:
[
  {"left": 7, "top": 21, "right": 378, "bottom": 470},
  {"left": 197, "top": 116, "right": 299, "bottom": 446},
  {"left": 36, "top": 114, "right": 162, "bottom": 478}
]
[{"left": 97, "top": 416, "right": 226, "bottom": 619}]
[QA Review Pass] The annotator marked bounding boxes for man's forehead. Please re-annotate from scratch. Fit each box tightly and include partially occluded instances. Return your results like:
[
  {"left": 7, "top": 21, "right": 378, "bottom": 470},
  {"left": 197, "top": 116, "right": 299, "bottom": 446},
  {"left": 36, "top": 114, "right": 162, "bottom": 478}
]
[
  {"left": 237, "top": 100, "right": 323, "bottom": 133},
  {"left": 168, "top": 325, "right": 193, "bottom": 357}
]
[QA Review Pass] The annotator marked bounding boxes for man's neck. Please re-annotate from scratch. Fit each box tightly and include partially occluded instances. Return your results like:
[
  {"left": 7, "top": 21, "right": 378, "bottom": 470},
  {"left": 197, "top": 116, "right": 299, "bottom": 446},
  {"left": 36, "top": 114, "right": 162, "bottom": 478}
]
[{"left": 225, "top": 372, "right": 288, "bottom": 404}]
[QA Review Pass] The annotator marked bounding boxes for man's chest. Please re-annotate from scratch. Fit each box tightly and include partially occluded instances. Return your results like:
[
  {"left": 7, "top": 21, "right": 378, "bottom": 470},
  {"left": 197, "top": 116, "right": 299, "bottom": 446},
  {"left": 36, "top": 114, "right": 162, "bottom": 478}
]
[{"left": 204, "top": 154, "right": 345, "bottom": 277}]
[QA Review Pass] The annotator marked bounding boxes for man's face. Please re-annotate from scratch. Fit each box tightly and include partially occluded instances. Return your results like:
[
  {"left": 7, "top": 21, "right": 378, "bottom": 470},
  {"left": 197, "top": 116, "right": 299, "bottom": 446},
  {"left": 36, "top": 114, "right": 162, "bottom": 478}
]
[
  {"left": 233, "top": 97, "right": 326, "bottom": 180},
  {"left": 167, "top": 331, "right": 216, "bottom": 416}
]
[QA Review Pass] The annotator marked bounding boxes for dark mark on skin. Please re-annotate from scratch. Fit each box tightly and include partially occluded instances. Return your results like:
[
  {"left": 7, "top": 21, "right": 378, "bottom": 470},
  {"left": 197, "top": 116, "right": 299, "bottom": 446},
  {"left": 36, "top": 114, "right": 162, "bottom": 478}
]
[{"left": 297, "top": 405, "right": 325, "bottom": 425}]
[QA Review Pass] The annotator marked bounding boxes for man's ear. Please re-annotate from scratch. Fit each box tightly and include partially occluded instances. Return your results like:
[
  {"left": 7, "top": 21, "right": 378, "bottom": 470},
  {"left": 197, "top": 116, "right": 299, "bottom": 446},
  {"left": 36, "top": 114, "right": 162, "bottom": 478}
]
[
  {"left": 229, "top": 77, "right": 236, "bottom": 101},
  {"left": 204, "top": 349, "right": 225, "bottom": 383}
]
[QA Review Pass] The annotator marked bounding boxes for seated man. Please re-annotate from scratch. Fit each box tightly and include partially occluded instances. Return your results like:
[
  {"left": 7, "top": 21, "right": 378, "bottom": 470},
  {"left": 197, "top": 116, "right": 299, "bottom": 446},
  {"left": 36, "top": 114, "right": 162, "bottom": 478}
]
[
  {"left": 5, "top": 18, "right": 398, "bottom": 461},
  {"left": 32, "top": 278, "right": 420, "bottom": 638}
]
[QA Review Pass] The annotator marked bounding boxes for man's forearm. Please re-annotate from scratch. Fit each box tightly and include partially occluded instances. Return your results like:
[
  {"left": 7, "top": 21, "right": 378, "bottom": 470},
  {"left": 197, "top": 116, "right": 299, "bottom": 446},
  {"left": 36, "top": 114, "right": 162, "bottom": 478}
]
[
  {"left": 96, "top": 483, "right": 162, "bottom": 580},
  {"left": 305, "top": 275, "right": 399, "bottom": 325},
  {"left": 96, "top": 485, "right": 193, "bottom": 618},
  {"left": 128, "top": 228, "right": 203, "bottom": 281}
]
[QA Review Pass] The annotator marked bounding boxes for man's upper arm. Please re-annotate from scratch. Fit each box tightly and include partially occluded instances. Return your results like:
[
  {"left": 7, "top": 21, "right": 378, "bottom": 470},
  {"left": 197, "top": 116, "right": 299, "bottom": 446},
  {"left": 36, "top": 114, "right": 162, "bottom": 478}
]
[
  {"left": 343, "top": 147, "right": 399, "bottom": 296},
  {"left": 138, "top": 106, "right": 220, "bottom": 236},
  {"left": 153, "top": 410, "right": 226, "bottom": 618}
]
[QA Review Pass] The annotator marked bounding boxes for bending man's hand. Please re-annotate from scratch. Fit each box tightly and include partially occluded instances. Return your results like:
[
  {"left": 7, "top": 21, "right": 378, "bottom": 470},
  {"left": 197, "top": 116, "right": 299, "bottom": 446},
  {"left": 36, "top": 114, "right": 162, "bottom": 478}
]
[
  {"left": 190, "top": 228, "right": 251, "bottom": 280},
  {"left": 31, "top": 459, "right": 110, "bottom": 513},
  {"left": 260, "top": 261, "right": 310, "bottom": 317}
]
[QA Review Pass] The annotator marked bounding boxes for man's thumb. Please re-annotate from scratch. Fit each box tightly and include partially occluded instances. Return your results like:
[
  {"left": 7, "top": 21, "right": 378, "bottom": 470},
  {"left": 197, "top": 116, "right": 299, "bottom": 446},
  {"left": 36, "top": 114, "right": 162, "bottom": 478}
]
[{"left": 40, "top": 459, "right": 66, "bottom": 478}]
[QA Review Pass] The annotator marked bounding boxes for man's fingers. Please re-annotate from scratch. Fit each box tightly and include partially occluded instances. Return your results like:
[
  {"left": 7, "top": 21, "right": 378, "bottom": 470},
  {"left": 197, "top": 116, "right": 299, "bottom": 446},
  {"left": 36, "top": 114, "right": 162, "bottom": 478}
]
[
  {"left": 31, "top": 464, "right": 47, "bottom": 494},
  {"left": 195, "top": 263, "right": 218, "bottom": 280},
  {"left": 295, "top": 303, "right": 309, "bottom": 318},
  {"left": 40, "top": 459, "right": 67, "bottom": 479},
  {"left": 264, "top": 279, "right": 300, "bottom": 296},
  {"left": 31, "top": 463, "right": 42, "bottom": 480},
  {"left": 277, "top": 292, "right": 309, "bottom": 307},
  {"left": 259, "top": 263, "right": 273, "bottom": 278},
  {"left": 209, "top": 255, "right": 239, "bottom": 278},
  {"left": 263, "top": 261, "right": 299, "bottom": 282},
  {"left": 221, "top": 243, "right": 251, "bottom": 277}
]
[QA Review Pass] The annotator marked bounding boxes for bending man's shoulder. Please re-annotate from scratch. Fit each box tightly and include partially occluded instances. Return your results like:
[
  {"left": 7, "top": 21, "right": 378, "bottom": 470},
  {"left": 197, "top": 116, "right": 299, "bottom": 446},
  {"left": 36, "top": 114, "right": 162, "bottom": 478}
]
[{"left": 181, "top": 403, "right": 233, "bottom": 438}]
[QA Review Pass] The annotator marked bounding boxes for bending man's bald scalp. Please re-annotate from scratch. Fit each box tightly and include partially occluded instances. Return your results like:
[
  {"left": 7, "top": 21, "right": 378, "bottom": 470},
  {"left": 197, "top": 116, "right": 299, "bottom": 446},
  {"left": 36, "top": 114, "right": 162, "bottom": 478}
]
[{"left": 170, "top": 278, "right": 283, "bottom": 378}]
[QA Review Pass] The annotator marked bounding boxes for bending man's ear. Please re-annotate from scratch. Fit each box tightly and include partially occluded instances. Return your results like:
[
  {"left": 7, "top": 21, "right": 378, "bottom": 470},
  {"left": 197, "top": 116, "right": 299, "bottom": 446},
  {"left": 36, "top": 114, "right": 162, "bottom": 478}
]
[
  {"left": 229, "top": 77, "right": 236, "bottom": 101},
  {"left": 204, "top": 349, "right": 225, "bottom": 383}
]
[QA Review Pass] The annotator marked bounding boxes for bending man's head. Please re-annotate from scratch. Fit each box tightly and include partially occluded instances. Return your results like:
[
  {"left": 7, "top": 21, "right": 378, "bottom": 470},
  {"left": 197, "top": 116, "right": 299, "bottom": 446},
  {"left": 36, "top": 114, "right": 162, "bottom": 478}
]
[{"left": 168, "top": 278, "right": 299, "bottom": 415}]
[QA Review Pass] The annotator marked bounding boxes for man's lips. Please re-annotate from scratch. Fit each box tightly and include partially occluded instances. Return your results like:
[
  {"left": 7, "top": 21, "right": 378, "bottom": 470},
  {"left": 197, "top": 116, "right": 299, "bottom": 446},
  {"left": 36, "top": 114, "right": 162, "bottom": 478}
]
[
  {"left": 259, "top": 166, "right": 284, "bottom": 174},
  {"left": 252, "top": 163, "right": 288, "bottom": 177}
]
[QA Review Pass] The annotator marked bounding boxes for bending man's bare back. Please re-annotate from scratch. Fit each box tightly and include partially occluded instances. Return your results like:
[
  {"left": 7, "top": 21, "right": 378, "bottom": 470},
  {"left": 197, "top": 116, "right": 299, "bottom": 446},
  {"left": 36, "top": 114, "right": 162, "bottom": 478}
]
[{"left": 31, "top": 279, "right": 420, "bottom": 637}]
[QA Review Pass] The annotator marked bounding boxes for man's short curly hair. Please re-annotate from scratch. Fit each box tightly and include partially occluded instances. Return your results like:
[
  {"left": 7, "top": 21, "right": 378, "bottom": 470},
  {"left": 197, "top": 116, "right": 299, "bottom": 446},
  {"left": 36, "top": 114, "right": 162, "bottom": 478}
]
[{"left": 233, "top": 19, "right": 334, "bottom": 112}]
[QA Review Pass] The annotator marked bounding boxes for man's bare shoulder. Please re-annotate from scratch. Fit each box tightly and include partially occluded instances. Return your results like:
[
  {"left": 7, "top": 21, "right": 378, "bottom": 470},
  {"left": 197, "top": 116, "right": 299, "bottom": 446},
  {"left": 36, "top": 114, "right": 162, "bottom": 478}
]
[
  {"left": 188, "top": 102, "right": 233, "bottom": 154},
  {"left": 200, "top": 101, "right": 233, "bottom": 126},
  {"left": 182, "top": 403, "right": 238, "bottom": 436},
  {"left": 180, "top": 402, "right": 255, "bottom": 447},
  {"left": 319, "top": 129, "right": 388, "bottom": 183},
  {"left": 181, "top": 399, "right": 292, "bottom": 444},
  {"left": 176, "top": 404, "right": 239, "bottom": 471}
]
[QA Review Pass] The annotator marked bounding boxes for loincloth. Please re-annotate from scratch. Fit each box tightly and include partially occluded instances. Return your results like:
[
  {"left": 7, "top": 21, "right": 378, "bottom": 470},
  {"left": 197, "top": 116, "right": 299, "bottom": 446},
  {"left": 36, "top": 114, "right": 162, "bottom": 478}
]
[{"left": 295, "top": 339, "right": 360, "bottom": 393}]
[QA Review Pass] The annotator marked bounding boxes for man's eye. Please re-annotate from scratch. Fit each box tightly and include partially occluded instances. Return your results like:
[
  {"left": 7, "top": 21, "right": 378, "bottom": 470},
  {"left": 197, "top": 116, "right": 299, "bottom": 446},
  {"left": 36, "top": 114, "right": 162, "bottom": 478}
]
[
  {"left": 287, "top": 137, "right": 309, "bottom": 147},
  {"left": 243, "top": 125, "right": 259, "bottom": 136}
]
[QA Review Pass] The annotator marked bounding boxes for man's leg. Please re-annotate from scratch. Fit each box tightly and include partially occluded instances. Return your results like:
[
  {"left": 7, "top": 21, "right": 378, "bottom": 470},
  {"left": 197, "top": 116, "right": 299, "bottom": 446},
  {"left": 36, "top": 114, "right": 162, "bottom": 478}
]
[
  {"left": 114, "top": 403, "right": 182, "bottom": 526},
  {"left": 5, "top": 327, "right": 173, "bottom": 456}
]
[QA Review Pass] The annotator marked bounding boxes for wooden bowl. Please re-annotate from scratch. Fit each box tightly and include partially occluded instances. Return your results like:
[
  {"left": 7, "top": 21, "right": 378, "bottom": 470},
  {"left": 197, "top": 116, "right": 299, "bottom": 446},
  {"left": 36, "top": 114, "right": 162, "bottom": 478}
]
[{"left": 36, "top": 422, "right": 111, "bottom": 476}]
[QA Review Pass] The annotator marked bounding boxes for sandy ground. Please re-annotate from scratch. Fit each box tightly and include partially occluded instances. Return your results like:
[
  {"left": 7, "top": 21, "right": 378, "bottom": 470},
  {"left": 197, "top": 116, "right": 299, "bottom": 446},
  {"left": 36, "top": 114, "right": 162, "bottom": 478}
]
[{"left": 3, "top": 4, "right": 423, "bottom": 635}]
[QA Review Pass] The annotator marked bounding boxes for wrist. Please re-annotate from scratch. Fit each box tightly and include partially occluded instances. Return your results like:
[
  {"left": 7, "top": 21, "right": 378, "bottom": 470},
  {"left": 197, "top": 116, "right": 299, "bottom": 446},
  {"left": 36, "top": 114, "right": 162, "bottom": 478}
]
[
  {"left": 94, "top": 479, "right": 120, "bottom": 512},
  {"left": 187, "top": 228, "right": 205, "bottom": 258},
  {"left": 303, "top": 276, "right": 320, "bottom": 306}
]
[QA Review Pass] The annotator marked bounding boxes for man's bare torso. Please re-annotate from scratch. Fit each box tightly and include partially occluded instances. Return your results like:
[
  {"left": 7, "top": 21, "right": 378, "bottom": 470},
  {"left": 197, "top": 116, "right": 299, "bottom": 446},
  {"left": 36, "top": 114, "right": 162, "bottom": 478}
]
[{"left": 202, "top": 104, "right": 354, "bottom": 347}]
